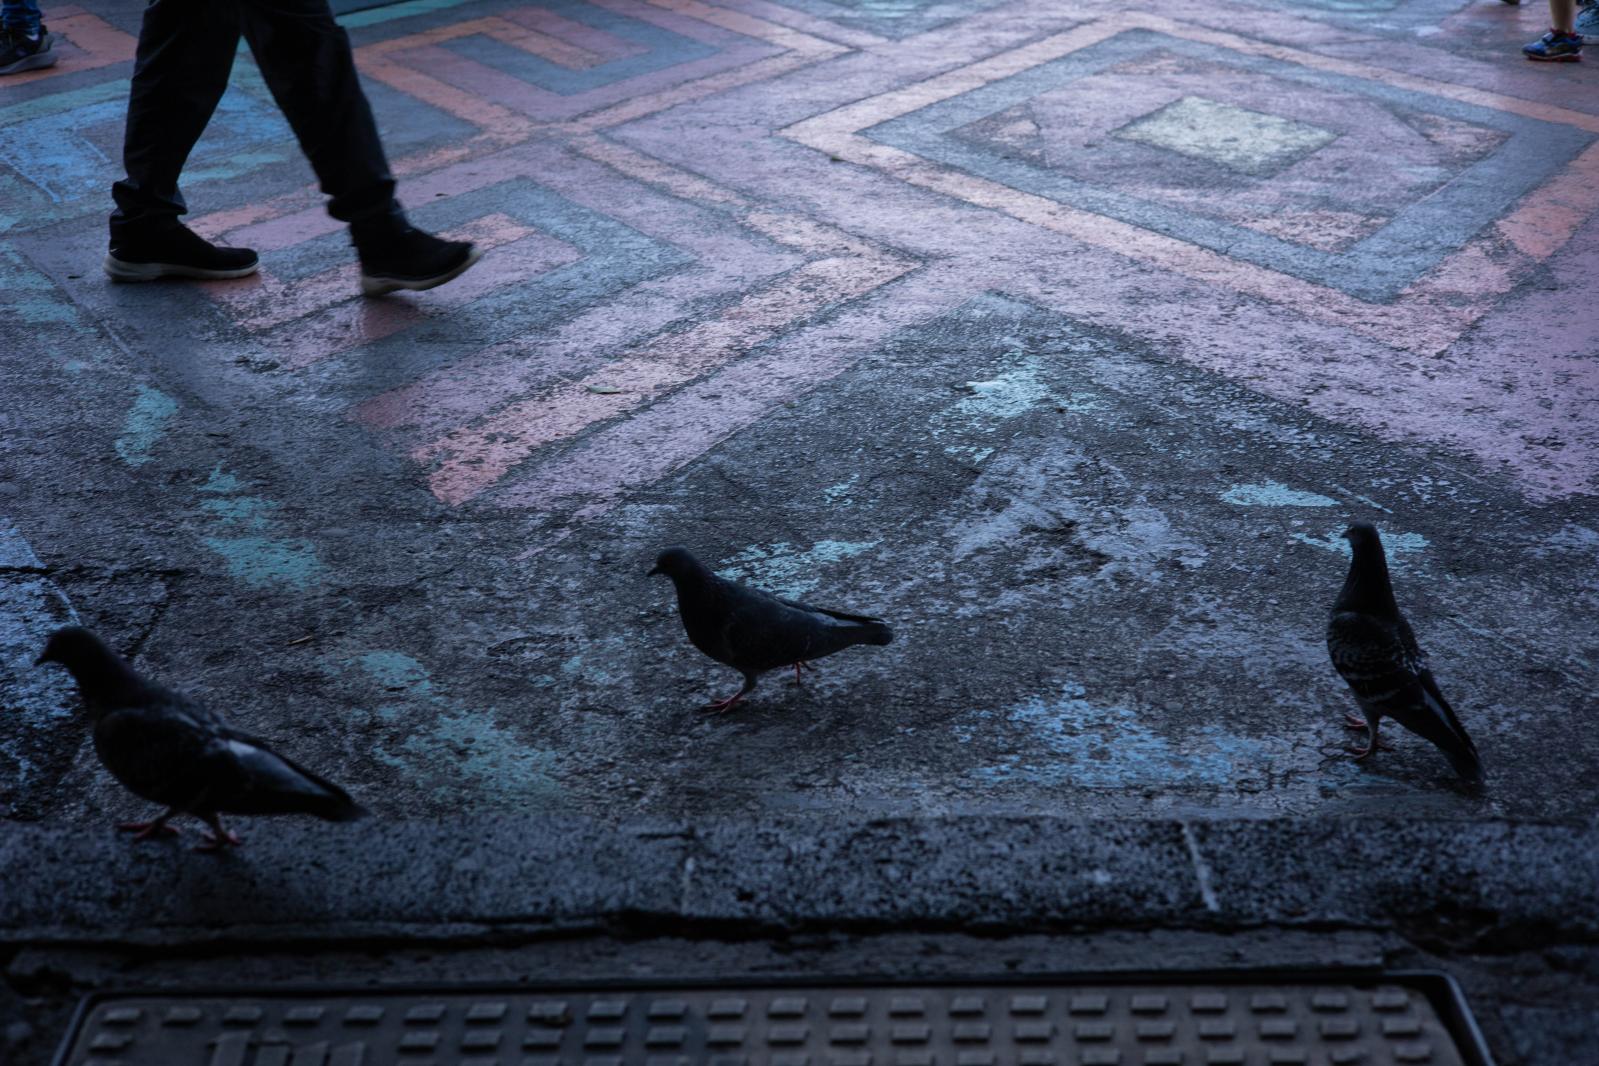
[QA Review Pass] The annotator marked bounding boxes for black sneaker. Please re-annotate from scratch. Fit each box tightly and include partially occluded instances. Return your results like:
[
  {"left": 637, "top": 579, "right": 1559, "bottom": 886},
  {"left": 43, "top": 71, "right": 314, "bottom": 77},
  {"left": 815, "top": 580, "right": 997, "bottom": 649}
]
[
  {"left": 356, "top": 226, "right": 481, "bottom": 296},
  {"left": 104, "top": 225, "right": 260, "bottom": 282},
  {"left": 0, "top": 26, "right": 58, "bottom": 75}
]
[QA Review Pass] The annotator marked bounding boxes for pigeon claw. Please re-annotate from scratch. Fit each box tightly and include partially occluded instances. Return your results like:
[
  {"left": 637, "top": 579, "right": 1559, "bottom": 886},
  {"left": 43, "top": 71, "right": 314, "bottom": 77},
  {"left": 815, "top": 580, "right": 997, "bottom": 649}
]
[
  {"left": 195, "top": 815, "right": 243, "bottom": 852},
  {"left": 1343, "top": 714, "right": 1371, "bottom": 730},
  {"left": 701, "top": 694, "right": 745, "bottom": 713},
  {"left": 118, "top": 820, "right": 181, "bottom": 841},
  {"left": 194, "top": 829, "right": 243, "bottom": 853}
]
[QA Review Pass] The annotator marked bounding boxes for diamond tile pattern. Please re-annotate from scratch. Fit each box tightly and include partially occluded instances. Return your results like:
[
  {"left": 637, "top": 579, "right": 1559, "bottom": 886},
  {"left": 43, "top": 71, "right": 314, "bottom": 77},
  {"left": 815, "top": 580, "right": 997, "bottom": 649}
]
[
  {"left": 56, "top": 978, "right": 1483, "bottom": 1065},
  {"left": 1114, "top": 96, "right": 1338, "bottom": 174}
]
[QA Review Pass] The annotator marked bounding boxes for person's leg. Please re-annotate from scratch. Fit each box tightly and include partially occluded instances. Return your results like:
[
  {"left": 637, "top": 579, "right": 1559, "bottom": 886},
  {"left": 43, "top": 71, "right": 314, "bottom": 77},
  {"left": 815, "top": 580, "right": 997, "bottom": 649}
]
[
  {"left": 240, "top": 0, "right": 480, "bottom": 294},
  {"left": 1, "top": 1, "right": 41, "bottom": 36},
  {"left": 1525, "top": 0, "right": 1584, "bottom": 59},
  {"left": 238, "top": 0, "right": 397, "bottom": 225},
  {"left": 0, "top": 0, "right": 57, "bottom": 75},
  {"left": 111, "top": 0, "right": 242, "bottom": 241},
  {"left": 106, "top": 0, "right": 261, "bottom": 280}
]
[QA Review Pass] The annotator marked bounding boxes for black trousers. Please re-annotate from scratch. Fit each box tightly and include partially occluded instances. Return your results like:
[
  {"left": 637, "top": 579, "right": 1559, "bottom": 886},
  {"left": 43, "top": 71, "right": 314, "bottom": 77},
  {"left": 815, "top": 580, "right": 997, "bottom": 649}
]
[{"left": 110, "top": 0, "right": 399, "bottom": 244}]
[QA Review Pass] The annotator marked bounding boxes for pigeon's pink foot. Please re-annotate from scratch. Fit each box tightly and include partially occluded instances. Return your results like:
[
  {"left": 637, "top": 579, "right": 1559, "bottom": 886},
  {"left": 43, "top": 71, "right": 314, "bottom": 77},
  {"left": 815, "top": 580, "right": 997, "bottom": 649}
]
[
  {"left": 194, "top": 829, "right": 242, "bottom": 852},
  {"left": 1344, "top": 714, "right": 1370, "bottom": 730},
  {"left": 118, "top": 820, "right": 180, "bottom": 841},
  {"left": 195, "top": 816, "right": 242, "bottom": 852},
  {"left": 701, "top": 692, "right": 746, "bottom": 714}
]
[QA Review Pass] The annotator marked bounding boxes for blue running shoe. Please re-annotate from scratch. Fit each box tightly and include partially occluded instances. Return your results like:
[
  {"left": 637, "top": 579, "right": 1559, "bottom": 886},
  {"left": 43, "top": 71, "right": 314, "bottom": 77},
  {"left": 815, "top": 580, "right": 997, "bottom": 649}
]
[
  {"left": 0, "top": 26, "right": 57, "bottom": 75},
  {"left": 1524, "top": 28, "right": 1584, "bottom": 60},
  {"left": 1577, "top": 0, "right": 1598, "bottom": 45}
]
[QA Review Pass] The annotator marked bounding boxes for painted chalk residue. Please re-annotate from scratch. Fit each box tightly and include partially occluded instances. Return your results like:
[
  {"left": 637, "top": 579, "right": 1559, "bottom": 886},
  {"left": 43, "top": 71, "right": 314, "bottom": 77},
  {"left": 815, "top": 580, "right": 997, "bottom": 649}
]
[
  {"left": 113, "top": 386, "right": 177, "bottom": 467},
  {"left": 354, "top": 650, "right": 560, "bottom": 804},
  {"left": 822, "top": 476, "right": 859, "bottom": 505},
  {"left": 0, "top": 519, "right": 80, "bottom": 816},
  {"left": 0, "top": 246, "right": 83, "bottom": 326},
  {"left": 1294, "top": 527, "right": 1429, "bottom": 569},
  {"left": 202, "top": 536, "right": 323, "bottom": 590},
  {"left": 1221, "top": 481, "right": 1337, "bottom": 508},
  {"left": 956, "top": 355, "right": 1052, "bottom": 421},
  {"left": 195, "top": 466, "right": 324, "bottom": 590},
  {"left": 717, "top": 539, "right": 880, "bottom": 599},
  {"left": 956, "top": 681, "right": 1268, "bottom": 789},
  {"left": 948, "top": 453, "right": 1207, "bottom": 578},
  {"left": 932, "top": 351, "right": 1063, "bottom": 467}
]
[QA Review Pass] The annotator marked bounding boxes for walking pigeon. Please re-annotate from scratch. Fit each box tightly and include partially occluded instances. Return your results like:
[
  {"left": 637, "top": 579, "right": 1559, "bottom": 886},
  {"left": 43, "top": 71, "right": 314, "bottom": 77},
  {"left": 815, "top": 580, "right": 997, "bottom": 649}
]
[
  {"left": 649, "top": 546, "right": 894, "bottom": 712},
  {"left": 1326, "top": 524, "right": 1482, "bottom": 782},
  {"left": 34, "top": 627, "right": 366, "bottom": 850}
]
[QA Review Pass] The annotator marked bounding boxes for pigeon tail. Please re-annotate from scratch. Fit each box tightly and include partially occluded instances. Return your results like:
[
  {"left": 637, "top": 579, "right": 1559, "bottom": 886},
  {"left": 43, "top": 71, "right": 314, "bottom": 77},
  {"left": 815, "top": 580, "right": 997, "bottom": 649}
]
[
  {"left": 852, "top": 620, "right": 894, "bottom": 647},
  {"left": 1413, "top": 682, "right": 1483, "bottom": 785},
  {"left": 312, "top": 792, "right": 369, "bottom": 822}
]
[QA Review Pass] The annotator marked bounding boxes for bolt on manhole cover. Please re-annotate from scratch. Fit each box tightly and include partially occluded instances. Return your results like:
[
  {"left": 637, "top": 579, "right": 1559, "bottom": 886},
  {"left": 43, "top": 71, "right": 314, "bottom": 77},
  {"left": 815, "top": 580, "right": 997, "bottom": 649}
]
[{"left": 55, "top": 972, "right": 1493, "bottom": 1065}]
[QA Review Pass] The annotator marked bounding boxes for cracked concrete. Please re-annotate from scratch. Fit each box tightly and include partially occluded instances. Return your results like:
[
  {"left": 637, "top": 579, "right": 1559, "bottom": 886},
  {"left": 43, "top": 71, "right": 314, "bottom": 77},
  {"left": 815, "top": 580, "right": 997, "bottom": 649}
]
[{"left": 2, "top": 0, "right": 1597, "bottom": 1061}]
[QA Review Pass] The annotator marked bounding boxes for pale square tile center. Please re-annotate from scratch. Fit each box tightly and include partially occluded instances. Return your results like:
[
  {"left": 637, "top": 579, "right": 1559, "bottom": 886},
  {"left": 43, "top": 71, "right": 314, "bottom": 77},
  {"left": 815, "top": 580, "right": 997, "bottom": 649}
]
[{"left": 1115, "top": 96, "right": 1338, "bottom": 173}]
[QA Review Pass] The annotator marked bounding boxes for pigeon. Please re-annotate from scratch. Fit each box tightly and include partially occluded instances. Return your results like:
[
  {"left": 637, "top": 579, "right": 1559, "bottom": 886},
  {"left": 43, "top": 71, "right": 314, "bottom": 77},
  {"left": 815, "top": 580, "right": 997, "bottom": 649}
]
[
  {"left": 34, "top": 627, "right": 366, "bottom": 850},
  {"left": 649, "top": 546, "right": 894, "bottom": 712},
  {"left": 1326, "top": 524, "right": 1482, "bottom": 783}
]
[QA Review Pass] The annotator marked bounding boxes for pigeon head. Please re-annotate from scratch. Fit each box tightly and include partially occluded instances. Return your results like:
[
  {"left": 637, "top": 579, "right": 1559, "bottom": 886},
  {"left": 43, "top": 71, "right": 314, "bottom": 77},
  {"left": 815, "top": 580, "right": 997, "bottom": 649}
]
[
  {"left": 648, "top": 546, "right": 703, "bottom": 579},
  {"left": 1334, "top": 523, "right": 1398, "bottom": 616},
  {"left": 34, "top": 627, "right": 141, "bottom": 702},
  {"left": 1341, "top": 522, "right": 1382, "bottom": 549},
  {"left": 34, "top": 627, "right": 116, "bottom": 670}
]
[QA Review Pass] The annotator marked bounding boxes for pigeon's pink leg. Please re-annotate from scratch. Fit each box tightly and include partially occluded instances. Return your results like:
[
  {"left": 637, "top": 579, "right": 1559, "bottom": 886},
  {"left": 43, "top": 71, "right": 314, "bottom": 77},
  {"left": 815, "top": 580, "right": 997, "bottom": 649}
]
[
  {"left": 194, "top": 814, "right": 242, "bottom": 852},
  {"left": 702, "top": 675, "right": 757, "bottom": 713},
  {"left": 118, "top": 809, "right": 181, "bottom": 841},
  {"left": 1349, "top": 720, "right": 1394, "bottom": 759},
  {"left": 701, "top": 690, "right": 747, "bottom": 714},
  {"left": 792, "top": 661, "right": 811, "bottom": 684},
  {"left": 1344, "top": 714, "right": 1394, "bottom": 752}
]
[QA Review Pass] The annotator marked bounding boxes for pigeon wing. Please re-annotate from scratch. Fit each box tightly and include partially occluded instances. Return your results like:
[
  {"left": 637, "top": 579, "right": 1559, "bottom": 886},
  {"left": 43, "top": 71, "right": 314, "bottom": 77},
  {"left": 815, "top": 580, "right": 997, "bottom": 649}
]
[
  {"left": 1327, "top": 610, "right": 1423, "bottom": 709},
  {"left": 776, "top": 597, "right": 887, "bottom": 627},
  {"left": 718, "top": 593, "right": 824, "bottom": 673},
  {"left": 200, "top": 726, "right": 366, "bottom": 820},
  {"left": 1329, "top": 610, "right": 1481, "bottom": 781},
  {"left": 92, "top": 699, "right": 225, "bottom": 810}
]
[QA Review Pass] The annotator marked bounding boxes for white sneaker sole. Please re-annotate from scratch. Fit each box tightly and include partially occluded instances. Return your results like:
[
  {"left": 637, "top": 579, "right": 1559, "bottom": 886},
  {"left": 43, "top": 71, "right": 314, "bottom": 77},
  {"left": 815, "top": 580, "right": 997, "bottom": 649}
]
[
  {"left": 359, "top": 245, "right": 483, "bottom": 297},
  {"left": 0, "top": 48, "right": 55, "bottom": 75},
  {"left": 103, "top": 255, "right": 260, "bottom": 283}
]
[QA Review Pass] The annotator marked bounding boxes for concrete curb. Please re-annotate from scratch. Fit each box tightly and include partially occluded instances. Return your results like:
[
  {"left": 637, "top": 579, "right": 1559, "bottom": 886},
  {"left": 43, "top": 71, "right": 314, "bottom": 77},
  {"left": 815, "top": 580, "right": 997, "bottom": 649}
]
[{"left": 3, "top": 817, "right": 1595, "bottom": 945}]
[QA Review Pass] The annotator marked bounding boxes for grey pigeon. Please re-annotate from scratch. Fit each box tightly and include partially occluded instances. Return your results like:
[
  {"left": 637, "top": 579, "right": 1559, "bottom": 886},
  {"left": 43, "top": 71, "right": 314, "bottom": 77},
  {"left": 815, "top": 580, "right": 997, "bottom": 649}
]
[
  {"left": 1326, "top": 524, "right": 1482, "bottom": 782},
  {"left": 34, "top": 627, "right": 366, "bottom": 850},
  {"left": 649, "top": 546, "right": 894, "bottom": 712}
]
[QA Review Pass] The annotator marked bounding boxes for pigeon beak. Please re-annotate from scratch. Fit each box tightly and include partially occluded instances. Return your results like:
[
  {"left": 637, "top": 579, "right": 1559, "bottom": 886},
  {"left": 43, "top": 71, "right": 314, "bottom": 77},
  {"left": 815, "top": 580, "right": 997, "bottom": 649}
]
[
  {"left": 646, "top": 565, "right": 662, "bottom": 577},
  {"left": 33, "top": 652, "right": 49, "bottom": 667}
]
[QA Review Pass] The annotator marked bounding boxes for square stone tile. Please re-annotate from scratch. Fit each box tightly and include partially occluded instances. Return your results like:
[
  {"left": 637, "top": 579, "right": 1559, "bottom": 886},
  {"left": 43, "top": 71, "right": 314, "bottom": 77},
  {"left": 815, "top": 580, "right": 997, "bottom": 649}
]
[{"left": 1114, "top": 95, "right": 1337, "bottom": 175}]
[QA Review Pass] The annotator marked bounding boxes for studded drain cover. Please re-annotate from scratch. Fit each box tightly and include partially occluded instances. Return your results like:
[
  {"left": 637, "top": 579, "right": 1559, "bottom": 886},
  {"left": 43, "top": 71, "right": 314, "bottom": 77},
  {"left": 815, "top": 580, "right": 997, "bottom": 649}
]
[{"left": 56, "top": 973, "right": 1492, "bottom": 1066}]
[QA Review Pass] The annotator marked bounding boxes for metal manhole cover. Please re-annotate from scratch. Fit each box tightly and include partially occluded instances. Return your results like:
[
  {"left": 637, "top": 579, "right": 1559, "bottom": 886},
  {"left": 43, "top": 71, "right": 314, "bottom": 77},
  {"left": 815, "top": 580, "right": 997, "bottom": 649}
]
[{"left": 54, "top": 972, "right": 1493, "bottom": 1066}]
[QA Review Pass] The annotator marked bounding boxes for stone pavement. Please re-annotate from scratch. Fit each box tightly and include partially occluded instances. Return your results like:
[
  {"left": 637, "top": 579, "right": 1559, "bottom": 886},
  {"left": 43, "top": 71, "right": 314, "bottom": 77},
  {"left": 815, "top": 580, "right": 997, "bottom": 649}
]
[{"left": 0, "top": 0, "right": 1596, "bottom": 1061}]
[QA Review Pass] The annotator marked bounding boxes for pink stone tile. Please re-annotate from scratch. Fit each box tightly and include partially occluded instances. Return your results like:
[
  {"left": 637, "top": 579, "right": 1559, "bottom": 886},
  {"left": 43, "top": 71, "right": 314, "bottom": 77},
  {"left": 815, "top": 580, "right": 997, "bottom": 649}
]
[
  {"left": 489, "top": 273, "right": 961, "bottom": 513},
  {"left": 417, "top": 251, "right": 912, "bottom": 506},
  {"left": 500, "top": 5, "right": 652, "bottom": 62}
]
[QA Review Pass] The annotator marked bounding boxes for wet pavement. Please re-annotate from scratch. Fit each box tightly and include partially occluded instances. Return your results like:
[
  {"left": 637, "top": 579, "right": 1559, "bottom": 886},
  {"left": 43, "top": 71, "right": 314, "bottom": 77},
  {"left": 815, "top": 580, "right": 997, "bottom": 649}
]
[
  {"left": 1, "top": 0, "right": 1597, "bottom": 1060},
  {"left": 3, "top": 0, "right": 1595, "bottom": 825}
]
